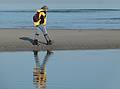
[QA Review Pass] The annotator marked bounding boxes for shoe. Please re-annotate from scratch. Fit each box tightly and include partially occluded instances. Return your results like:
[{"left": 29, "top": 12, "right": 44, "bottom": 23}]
[
  {"left": 46, "top": 40, "right": 52, "bottom": 45},
  {"left": 33, "top": 39, "right": 39, "bottom": 45}
]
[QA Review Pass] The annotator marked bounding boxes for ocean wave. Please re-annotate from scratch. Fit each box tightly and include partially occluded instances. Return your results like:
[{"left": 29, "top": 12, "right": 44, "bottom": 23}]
[
  {"left": 0, "top": 9, "right": 120, "bottom": 13},
  {"left": 93, "top": 18, "right": 120, "bottom": 20},
  {"left": 48, "top": 9, "right": 120, "bottom": 13}
]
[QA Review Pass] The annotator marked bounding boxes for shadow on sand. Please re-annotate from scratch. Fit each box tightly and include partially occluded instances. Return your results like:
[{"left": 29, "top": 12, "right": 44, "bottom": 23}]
[{"left": 19, "top": 37, "right": 47, "bottom": 45}]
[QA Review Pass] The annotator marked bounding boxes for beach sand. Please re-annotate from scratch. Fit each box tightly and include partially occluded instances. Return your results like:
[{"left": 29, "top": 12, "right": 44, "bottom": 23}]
[{"left": 0, "top": 28, "right": 120, "bottom": 52}]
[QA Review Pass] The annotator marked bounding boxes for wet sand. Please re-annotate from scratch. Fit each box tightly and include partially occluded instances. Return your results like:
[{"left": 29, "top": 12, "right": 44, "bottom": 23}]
[{"left": 0, "top": 28, "right": 120, "bottom": 51}]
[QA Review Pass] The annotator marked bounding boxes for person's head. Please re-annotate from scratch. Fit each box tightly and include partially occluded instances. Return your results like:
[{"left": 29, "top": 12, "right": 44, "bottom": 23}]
[{"left": 41, "top": 6, "right": 48, "bottom": 11}]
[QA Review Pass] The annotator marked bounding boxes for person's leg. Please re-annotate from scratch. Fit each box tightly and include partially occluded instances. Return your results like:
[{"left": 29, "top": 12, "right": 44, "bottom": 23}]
[
  {"left": 34, "top": 26, "right": 39, "bottom": 40},
  {"left": 33, "top": 26, "right": 39, "bottom": 49},
  {"left": 39, "top": 25, "right": 52, "bottom": 45},
  {"left": 43, "top": 26, "right": 52, "bottom": 44}
]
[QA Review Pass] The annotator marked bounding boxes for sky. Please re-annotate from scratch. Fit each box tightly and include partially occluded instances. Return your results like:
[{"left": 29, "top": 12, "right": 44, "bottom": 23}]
[{"left": 0, "top": 0, "right": 120, "bottom": 10}]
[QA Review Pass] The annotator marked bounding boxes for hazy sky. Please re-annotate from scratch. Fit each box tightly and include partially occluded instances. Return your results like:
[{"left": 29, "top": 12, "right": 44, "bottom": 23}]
[{"left": 0, "top": 0, "right": 120, "bottom": 10}]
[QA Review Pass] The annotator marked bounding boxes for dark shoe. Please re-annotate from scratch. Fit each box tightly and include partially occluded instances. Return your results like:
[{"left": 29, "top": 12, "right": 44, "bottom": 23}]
[
  {"left": 33, "top": 39, "right": 39, "bottom": 45},
  {"left": 46, "top": 40, "right": 52, "bottom": 45}
]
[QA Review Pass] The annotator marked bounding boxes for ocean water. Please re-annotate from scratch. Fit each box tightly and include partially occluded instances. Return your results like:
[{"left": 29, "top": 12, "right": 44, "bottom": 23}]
[
  {"left": 0, "top": 9, "right": 120, "bottom": 29},
  {"left": 0, "top": 50, "right": 120, "bottom": 89}
]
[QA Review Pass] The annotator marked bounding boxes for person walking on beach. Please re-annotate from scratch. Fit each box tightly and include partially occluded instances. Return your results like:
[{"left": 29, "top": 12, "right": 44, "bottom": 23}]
[{"left": 33, "top": 6, "right": 52, "bottom": 45}]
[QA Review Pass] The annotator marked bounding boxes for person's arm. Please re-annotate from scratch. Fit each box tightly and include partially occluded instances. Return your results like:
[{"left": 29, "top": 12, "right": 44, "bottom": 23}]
[{"left": 40, "top": 15, "right": 44, "bottom": 24}]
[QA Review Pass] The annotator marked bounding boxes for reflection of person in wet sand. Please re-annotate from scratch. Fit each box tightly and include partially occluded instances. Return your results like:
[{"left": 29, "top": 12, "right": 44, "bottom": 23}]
[{"left": 33, "top": 50, "right": 52, "bottom": 89}]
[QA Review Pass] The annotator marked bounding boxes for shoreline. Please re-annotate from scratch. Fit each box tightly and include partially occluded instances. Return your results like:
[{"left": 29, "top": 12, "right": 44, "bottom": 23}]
[
  {"left": 0, "top": 28, "right": 120, "bottom": 52},
  {"left": 1, "top": 27, "right": 120, "bottom": 30}
]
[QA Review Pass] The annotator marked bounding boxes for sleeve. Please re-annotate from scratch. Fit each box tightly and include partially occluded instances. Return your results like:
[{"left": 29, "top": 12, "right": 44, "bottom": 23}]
[{"left": 40, "top": 15, "right": 44, "bottom": 24}]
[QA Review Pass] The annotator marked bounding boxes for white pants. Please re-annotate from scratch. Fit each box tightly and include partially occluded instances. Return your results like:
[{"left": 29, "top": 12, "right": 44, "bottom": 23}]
[
  {"left": 37, "top": 25, "right": 47, "bottom": 35},
  {"left": 35, "top": 25, "right": 51, "bottom": 43}
]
